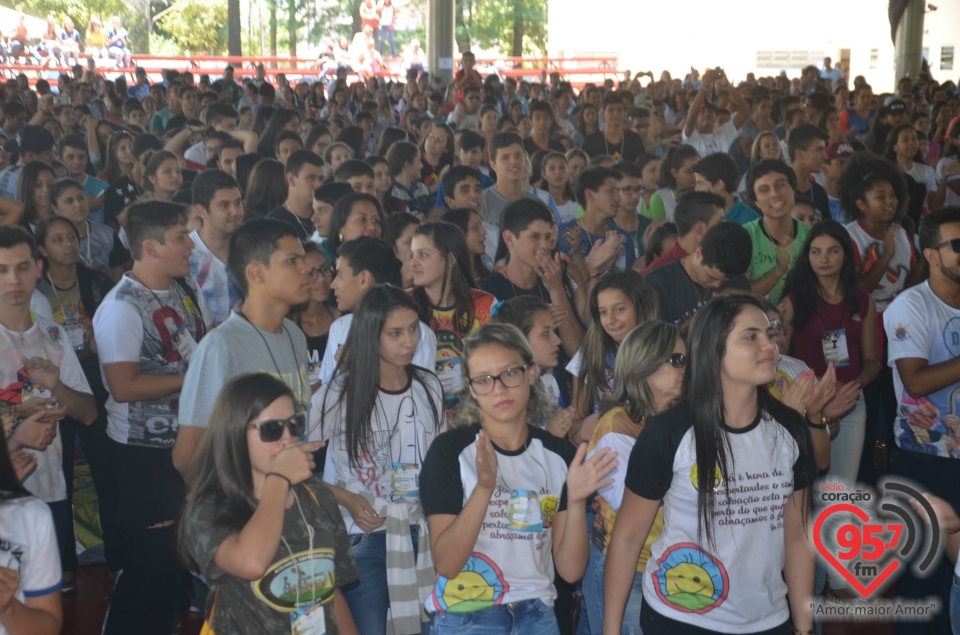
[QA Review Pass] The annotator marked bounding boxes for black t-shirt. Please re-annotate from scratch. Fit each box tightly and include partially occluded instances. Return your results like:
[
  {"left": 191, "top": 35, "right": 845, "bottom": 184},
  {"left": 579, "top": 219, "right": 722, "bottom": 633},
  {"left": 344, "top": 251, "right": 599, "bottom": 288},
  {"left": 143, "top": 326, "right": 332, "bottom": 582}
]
[
  {"left": 478, "top": 272, "right": 552, "bottom": 303},
  {"left": 103, "top": 176, "right": 143, "bottom": 225},
  {"left": 645, "top": 260, "right": 751, "bottom": 327},
  {"left": 523, "top": 136, "right": 565, "bottom": 156},
  {"left": 267, "top": 206, "right": 313, "bottom": 241},
  {"left": 582, "top": 129, "right": 645, "bottom": 162},
  {"left": 797, "top": 179, "right": 832, "bottom": 222}
]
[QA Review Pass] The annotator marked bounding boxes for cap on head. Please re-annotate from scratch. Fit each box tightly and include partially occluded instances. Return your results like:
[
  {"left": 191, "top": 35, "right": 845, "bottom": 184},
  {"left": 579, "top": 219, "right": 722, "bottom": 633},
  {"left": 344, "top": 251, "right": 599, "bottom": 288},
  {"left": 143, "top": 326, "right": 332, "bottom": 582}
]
[{"left": 824, "top": 142, "right": 855, "bottom": 161}]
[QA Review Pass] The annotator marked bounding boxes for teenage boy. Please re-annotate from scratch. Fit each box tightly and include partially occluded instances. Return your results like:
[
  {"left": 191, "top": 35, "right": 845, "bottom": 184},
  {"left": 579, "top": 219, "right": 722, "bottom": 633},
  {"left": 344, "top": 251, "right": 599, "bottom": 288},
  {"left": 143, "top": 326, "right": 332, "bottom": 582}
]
[
  {"left": 94, "top": 201, "right": 214, "bottom": 635},
  {"left": 479, "top": 198, "right": 584, "bottom": 355},
  {"left": 335, "top": 159, "right": 377, "bottom": 196},
  {"left": 319, "top": 236, "right": 436, "bottom": 386},
  {"left": 682, "top": 67, "right": 752, "bottom": 157},
  {"left": 0, "top": 101, "right": 26, "bottom": 141},
  {"left": 0, "top": 227, "right": 97, "bottom": 590},
  {"left": 150, "top": 82, "right": 182, "bottom": 133},
  {"left": 559, "top": 166, "right": 636, "bottom": 273},
  {"left": 215, "top": 138, "right": 244, "bottom": 179},
  {"left": 442, "top": 166, "right": 484, "bottom": 213},
  {"left": 639, "top": 190, "right": 725, "bottom": 275},
  {"left": 446, "top": 85, "right": 481, "bottom": 130},
  {"left": 48, "top": 178, "right": 129, "bottom": 281},
  {"left": 0, "top": 125, "right": 56, "bottom": 201},
  {"left": 611, "top": 161, "right": 654, "bottom": 258},
  {"left": 310, "top": 182, "right": 353, "bottom": 262},
  {"left": 174, "top": 219, "right": 312, "bottom": 474},
  {"left": 822, "top": 141, "right": 855, "bottom": 222},
  {"left": 434, "top": 131, "right": 494, "bottom": 208},
  {"left": 268, "top": 150, "right": 325, "bottom": 241},
  {"left": 387, "top": 141, "right": 433, "bottom": 215},
  {"left": 59, "top": 134, "right": 109, "bottom": 223},
  {"left": 275, "top": 130, "right": 303, "bottom": 166},
  {"left": 524, "top": 101, "right": 565, "bottom": 154},
  {"left": 743, "top": 159, "right": 810, "bottom": 304},
  {"left": 645, "top": 221, "right": 752, "bottom": 326},
  {"left": 884, "top": 207, "right": 960, "bottom": 635},
  {"left": 788, "top": 123, "right": 831, "bottom": 220},
  {"left": 188, "top": 169, "right": 245, "bottom": 326},
  {"left": 692, "top": 153, "right": 760, "bottom": 225},
  {"left": 582, "top": 94, "right": 645, "bottom": 162},
  {"left": 183, "top": 103, "right": 257, "bottom": 165},
  {"left": 481, "top": 133, "right": 543, "bottom": 227}
]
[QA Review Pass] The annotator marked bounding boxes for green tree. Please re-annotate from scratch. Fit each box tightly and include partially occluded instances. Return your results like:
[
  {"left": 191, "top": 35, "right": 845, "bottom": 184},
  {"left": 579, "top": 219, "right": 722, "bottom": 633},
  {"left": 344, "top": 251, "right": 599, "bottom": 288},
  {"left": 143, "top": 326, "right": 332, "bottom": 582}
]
[
  {"left": 456, "top": 0, "right": 546, "bottom": 57},
  {"left": 2, "top": 0, "right": 145, "bottom": 51},
  {"left": 156, "top": 0, "right": 228, "bottom": 54}
]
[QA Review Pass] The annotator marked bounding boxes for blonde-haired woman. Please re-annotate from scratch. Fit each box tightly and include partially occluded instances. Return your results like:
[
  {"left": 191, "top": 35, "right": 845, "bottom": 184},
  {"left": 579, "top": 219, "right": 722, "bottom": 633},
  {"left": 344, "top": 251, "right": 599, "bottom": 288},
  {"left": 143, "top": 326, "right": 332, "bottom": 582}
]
[{"left": 581, "top": 321, "right": 686, "bottom": 635}]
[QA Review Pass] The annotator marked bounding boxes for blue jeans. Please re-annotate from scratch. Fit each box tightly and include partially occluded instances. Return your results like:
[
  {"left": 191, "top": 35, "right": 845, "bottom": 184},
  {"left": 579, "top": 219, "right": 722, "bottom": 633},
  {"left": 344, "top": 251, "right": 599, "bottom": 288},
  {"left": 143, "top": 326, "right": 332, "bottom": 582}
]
[
  {"left": 952, "top": 575, "right": 960, "bottom": 635},
  {"left": 380, "top": 26, "right": 395, "bottom": 57},
  {"left": 582, "top": 541, "right": 643, "bottom": 635},
  {"left": 342, "top": 528, "right": 430, "bottom": 635},
  {"left": 432, "top": 599, "right": 559, "bottom": 635}
]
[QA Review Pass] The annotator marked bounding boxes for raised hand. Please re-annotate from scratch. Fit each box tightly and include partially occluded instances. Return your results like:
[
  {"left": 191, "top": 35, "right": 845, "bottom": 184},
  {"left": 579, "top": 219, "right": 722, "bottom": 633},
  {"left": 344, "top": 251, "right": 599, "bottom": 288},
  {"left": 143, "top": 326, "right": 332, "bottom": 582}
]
[
  {"left": 780, "top": 369, "right": 815, "bottom": 415},
  {"left": 548, "top": 303, "right": 568, "bottom": 330},
  {"left": 823, "top": 380, "right": 861, "bottom": 420},
  {"left": 805, "top": 363, "right": 838, "bottom": 416},
  {"left": 546, "top": 406, "right": 576, "bottom": 439},
  {"left": 536, "top": 251, "right": 564, "bottom": 293},
  {"left": 475, "top": 429, "right": 498, "bottom": 492},
  {"left": 566, "top": 444, "right": 617, "bottom": 504},
  {"left": 268, "top": 440, "right": 324, "bottom": 486}
]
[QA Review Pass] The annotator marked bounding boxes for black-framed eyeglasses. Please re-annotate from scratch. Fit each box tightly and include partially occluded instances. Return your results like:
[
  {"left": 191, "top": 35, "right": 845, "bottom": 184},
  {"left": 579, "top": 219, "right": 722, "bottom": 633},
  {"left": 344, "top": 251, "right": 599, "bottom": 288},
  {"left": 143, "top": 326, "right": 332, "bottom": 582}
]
[
  {"left": 308, "top": 264, "right": 333, "bottom": 279},
  {"left": 246, "top": 412, "right": 306, "bottom": 442},
  {"left": 934, "top": 238, "right": 960, "bottom": 253},
  {"left": 468, "top": 364, "right": 529, "bottom": 395},
  {"left": 666, "top": 353, "right": 686, "bottom": 369}
]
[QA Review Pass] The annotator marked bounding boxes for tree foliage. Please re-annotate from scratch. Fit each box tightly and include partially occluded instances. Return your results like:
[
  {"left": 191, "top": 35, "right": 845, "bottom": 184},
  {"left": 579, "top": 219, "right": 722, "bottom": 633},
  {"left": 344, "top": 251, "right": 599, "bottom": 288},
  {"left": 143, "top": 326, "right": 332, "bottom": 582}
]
[
  {"left": 156, "top": 0, "right": 228, "bottom": 54},
  {"left": 456, "top": 0, "right": 546, "bottom": 57},
  {"left": 1, "top": 0, "right": 145, "bottom": 50}
]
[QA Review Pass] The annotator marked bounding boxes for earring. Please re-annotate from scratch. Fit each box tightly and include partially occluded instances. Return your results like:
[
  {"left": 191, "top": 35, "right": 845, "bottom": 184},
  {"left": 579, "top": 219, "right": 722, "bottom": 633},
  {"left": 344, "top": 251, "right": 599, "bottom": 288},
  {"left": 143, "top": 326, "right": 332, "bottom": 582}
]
[{"left": 338, "top": 233, "right": 343, "bottom": 241}]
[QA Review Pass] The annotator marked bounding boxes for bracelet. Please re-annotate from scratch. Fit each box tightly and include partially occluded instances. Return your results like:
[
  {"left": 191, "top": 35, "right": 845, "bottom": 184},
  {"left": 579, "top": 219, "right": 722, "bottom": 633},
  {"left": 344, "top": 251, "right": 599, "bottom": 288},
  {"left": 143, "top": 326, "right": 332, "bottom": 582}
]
[
  {"left": 265, "top": 472, "right": 292, "bottom": 488},
  {"left": 807, "top": 418, "right": 827, "bottom": 430}
]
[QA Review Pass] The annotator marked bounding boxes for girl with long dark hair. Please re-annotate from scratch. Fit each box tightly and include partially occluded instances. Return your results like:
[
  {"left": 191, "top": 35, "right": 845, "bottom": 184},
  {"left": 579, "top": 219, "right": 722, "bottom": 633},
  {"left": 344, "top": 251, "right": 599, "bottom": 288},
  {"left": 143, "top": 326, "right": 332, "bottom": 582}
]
[
  {"left": 648, "top": 144, "right": 699, "bottom": 222},
  {"left": 100, "top": 131, "right": 133, "bottom": 184},
  {"left": 0, "top": 440, "right": 63, "bottom": 635},
  {"left": 582, "top": 321, "right": 686, "bottom": 635},
  {"left": 441, "top": 207, "right": 491, "bottom": 280},
  {"left": 420, "top": 323, "right": 616, "bottom": 635},
  {"left": 256, "top": 109, "right": 301, "bottom": 158},
  {"left": 15, "top": 161, "right": 55, "bottom": 230},
  {"left": 603, "top": 293, "right": 817, "bottom": 635},
  {"left": 309, "top": 285, "right": 445, "bottom": 635},
  {"left": 636, "top": 153, "right": 662, "bottom": 221},
  {"left": 142, "top": 151, "right": 183, "bottom": 201},
  {"left": 884, "top": 123, "right": 947, "bottom": 211},
  {"left": 409, "top": 221, "right": 497, "bottom": 408},
  {"left": 419, "top": 123, "right": 454, "bottom": 195},
  {"left": 290, "top": 242, "right": 339, "bottom": 390},
  {"left": 327, "top": 192, "right": 385, "bottom": 255},
  {"left": 539, "top": 151, "right": 579, "bottom": 223},
  {"left": 569, "top": 270, "right": 659, "bottom": 439},
  {"left": 386, "top": 211, "right": 420, "bottom": 288},
  {"left": 242, "top": 158, "right": 287, "bottom": 219},
  {"left": 782, "top": 221, "right": 880, "bottom": 483},
  {"left": 180, "top": 373, "right": 357, "bottom": 634}
]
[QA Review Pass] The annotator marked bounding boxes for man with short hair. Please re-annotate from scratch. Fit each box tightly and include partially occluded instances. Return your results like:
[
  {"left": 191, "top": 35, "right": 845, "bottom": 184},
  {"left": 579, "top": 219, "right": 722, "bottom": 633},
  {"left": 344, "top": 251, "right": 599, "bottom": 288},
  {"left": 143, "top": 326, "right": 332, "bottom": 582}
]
[
  {"left": 447, "top": 85, "right": 482, "bottom": 130},
  {"left": 788, "top": 123, "right": 831, "bottom": 220},
  {"left": 213, "top": 65, "right": 242, "bottom": 106},
  {"left": 639, "top": 190, "right": 725, "bottom": 275},
  {"left": 319, "top": 236, "right": 436, "bottom": 386},
  {"left": 864, "top": 99, "right": 907, "bottom": 155},
  {"left": 274, "top": 130, "right": 303, "bottom": 166},
  {"left": 559, "top": 166, "right": 637, "bottom": 273},
  {"left": 59, "top": 134, "right": 109, "bottom": 223},
  {"left": 0, "top": 101, "right": 26, "bottom": 141},
  {"left": 94, "top": 201, "right": 214, "bottom": 635},
  {"left": 442, "top": 166, "right": 484, "bottom": 213},
  {"left": 0, "top": 226, "right": 97, "bottom": 590},
  {"left": 744, "top": 159, "right": 809, "bottom": 303},
  {"left": 188, "top": 169, "right": 244, "bottom": 326},
  {"left": 582, "top": 94, "right": 645, "bottom": 162},
  {"left": 215, "top": 138, "right": 244, "bottom": 179},
  {"left": 128, "top": 67, "right": 151, "bottom": 100},
  {"left": 692, "top": 153, "right": 760, "bottom": 225},
  {"left": 0, "top": 125, "right": 56, "bottom": 202},
  {"left": 182, "top": 103, "right": 257, "bottom": 165},
  {"left": 646, "top": 221, "right": 753, "bottom": 325},
  {"left": 525, "top": 101, "right": 565, "bottom": 154},
  {"left": 150, "top": 83, "right": 182, "bottom": 133},
  {"left": 268, "top": 150, "right": 325, "bottom": 240},
  {"left": 683, "top": 67, "right": 752, "bottom": 157},
  {"left": 335, "top": 159, "right": 377, "bottom": 195},
  {"left": 884, "top": 207, "right": 960, "bottom": 635},
  {"left": 434, "top": 131, "right": 494, "bottom": 208},
  {"left": 480, "top": 133, "right": 543, "bottom": 228},
  {"left": 174, "top": 218, "right": 313, "bottom": 474}
]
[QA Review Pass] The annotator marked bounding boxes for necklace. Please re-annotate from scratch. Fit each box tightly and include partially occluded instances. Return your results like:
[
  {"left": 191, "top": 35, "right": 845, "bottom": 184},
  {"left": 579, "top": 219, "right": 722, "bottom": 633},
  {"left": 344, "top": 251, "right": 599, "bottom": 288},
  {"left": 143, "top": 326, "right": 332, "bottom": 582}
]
[
  {"left": 604, "top": 131, "right": 625, "bottom": 160},
  {"left": 79, "top": 220, "right": 92, "bottom": 268},
  {"left": 503, "top": 269, "right": 549, "bottom": 303},
  {"left": 284, "top": 203, "right": 314, "bottom": 237},
  {"left": 239, "top": 310, "right": 300, "bottom": 379},
  {"left": 2, "top": 312, "right": 33, "bottom": 345},
  {"left": 46, "top": 273, "right": 79, "bottom": 323}
]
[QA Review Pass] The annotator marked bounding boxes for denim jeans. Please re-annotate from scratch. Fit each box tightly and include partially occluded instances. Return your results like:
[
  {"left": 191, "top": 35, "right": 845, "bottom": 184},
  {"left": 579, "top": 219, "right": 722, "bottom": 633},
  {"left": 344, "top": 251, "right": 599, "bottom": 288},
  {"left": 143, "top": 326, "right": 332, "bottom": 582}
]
[
  {"left": 432, "top": 599, "right": 559, "bottom": 635},
  {"left": 582, "top": 541, "right": 643, "bottom": 635},
  {"left": 379, "top": 26, "right": 395, "bottom": 57},
  {"left": 341, "top": 527, "right": 430, "bottom": 635},
  {"left": 951, "top": 574, "right": 960, "bottom": 635}
]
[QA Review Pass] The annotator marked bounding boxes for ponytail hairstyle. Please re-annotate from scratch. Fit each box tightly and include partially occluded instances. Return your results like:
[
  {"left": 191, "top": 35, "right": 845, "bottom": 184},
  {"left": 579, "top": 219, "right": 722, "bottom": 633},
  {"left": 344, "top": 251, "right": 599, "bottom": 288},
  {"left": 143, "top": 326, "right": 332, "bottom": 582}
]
[
  {"left": 658, "top": 144, "right": 699, "bottom": 190},
  {"left": 577, "top": 270, "right": 659, "bottom": 414},
  {"left": 454, "top": 323, "right": 553, "bottom": 428},
  {"left": 319, "top": 284, "right": 442, "bottom": 467},
  {"left": 411, "top": 221, "right": 477, "bottom": 335},
  {"left": 684, "top": 293, "right": 814, "bottom": 547}
]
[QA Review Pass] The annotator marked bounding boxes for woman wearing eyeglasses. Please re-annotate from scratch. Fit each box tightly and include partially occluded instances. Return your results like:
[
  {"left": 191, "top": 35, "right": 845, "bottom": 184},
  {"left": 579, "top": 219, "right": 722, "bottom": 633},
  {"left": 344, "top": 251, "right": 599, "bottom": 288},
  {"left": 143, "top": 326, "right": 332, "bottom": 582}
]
[
  {"left": 420, "top": 323, "right": 617, "bottom": 635},
  {"left": 309, "top": 284, "right": 446, "bottom": 635},
  {"left": 580, "top": 321, "right": 685, "bottom": 635},
  {"left": 179, "top": 372, "right": 359, "bottom": 635},
  {"left": 290, "top": 242, "right": 340, "bottom": 391}
]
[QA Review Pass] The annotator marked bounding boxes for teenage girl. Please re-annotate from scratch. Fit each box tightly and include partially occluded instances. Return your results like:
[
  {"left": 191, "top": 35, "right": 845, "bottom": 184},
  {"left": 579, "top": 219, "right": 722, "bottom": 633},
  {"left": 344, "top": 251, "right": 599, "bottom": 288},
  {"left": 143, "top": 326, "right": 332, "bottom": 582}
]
[
  {"left": 291, "top": 242, "right": 339, "bottom": 390},
  {"left": 441, "top": 207, "right": 492, "bottom": 280},
  {"left": 142, "top": 151, "right": 183, "bottom": 202},
  {"left": 648, "top": 144, "right": 699, "bottom": 222}
]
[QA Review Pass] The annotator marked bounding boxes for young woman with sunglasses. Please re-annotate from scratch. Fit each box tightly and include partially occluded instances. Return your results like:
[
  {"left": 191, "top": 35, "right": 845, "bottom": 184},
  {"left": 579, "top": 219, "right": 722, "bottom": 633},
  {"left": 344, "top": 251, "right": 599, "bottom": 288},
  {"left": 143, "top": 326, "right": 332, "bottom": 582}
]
[
  {"left": 309, "top": 284, "right": 445, "bottom": 635},
  {"left": 603, "top": 294, "right": 818, "bottom": 635},
  {"left": 180, "top": 373, "right": 358, "bottom": 635},
  {"left": 581, "top": 321, "right": 686, "bottom": 635},
  {"left": 420, "top": 323, "right": 617, "bottom": 635},
  {"left": 290, "top": 242, "right": 339, "bottom": 390}
]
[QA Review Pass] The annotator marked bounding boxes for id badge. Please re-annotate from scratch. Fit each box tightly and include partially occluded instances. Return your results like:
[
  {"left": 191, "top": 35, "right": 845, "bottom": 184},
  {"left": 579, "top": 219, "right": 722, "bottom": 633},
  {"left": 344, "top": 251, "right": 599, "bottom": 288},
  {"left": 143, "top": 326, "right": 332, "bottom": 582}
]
[
  {"left": 63, "top": 322, "right": 85, "bottom": 351},
  {"left": 436, "top": 358, "right": 463, "bottom": 397},
  {"left": 290, "top": 602, "right": 326, "bottom": 635},
  {"left": 171, "top": 322, "right": 198, "bottom": 361},
  {"left": 390, "top": 462, "right": 419, "bottom": 497},
  {"left": 506, "top": 489, "right": 543, "bottom": 533},
  {"left": 821, "top": 328, "right": 850, "bottom": 368},
  {"left": 308, "top": 360, "right": 321, "bottom": 383}
]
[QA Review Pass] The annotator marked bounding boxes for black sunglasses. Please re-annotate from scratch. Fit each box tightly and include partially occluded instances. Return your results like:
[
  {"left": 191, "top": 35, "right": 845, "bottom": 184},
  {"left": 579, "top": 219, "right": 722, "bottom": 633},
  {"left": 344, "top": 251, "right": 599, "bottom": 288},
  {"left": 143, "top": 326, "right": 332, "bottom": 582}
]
[
  {"left": 246, "top": 412, "right": 307, "bottom": 442},
  {"left": 934, "top": 238, "right": 960, "bottom": 253},
  {"left": 666, "top": 353, "right": 686, "bottom": 369}
]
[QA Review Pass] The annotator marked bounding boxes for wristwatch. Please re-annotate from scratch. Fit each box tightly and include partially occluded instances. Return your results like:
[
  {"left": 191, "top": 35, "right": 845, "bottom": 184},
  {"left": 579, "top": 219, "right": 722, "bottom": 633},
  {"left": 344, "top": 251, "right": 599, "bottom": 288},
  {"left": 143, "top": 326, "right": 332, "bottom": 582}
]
[{"left": 806, "top": 413, "right": 827, "bottom": 430}]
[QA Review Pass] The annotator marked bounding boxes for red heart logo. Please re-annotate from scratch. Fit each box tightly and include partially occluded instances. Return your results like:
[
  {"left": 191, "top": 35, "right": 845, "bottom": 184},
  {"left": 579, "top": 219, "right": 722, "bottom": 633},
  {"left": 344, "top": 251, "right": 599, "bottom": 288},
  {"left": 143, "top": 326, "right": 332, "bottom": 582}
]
[{"left": 813, "top": 503, "right": 902, "bottom": 598}]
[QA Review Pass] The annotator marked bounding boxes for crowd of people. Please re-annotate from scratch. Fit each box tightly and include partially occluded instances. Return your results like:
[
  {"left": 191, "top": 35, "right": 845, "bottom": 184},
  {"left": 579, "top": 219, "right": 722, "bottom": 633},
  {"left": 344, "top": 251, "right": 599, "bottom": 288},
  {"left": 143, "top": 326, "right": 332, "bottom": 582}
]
[
  {"left": 1, "top": 51, "right": 960, "bottom": 635},
  {"left": 1, "top": 14, "right": 132, "bottom": 70}
]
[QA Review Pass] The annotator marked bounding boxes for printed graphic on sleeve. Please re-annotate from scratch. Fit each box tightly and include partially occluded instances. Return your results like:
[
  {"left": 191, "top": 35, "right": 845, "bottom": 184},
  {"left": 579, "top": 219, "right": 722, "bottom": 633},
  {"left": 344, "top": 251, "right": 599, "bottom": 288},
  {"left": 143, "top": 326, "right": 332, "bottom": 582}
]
[
  {"left": 652, "top": 543, "right": 729, "bottom": 613},
  {"left": 253, "top": 548, "right": 337, "bottom": 611},
  {"left": 432, "top": 553, "right": 509, "bottom": 614}
]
